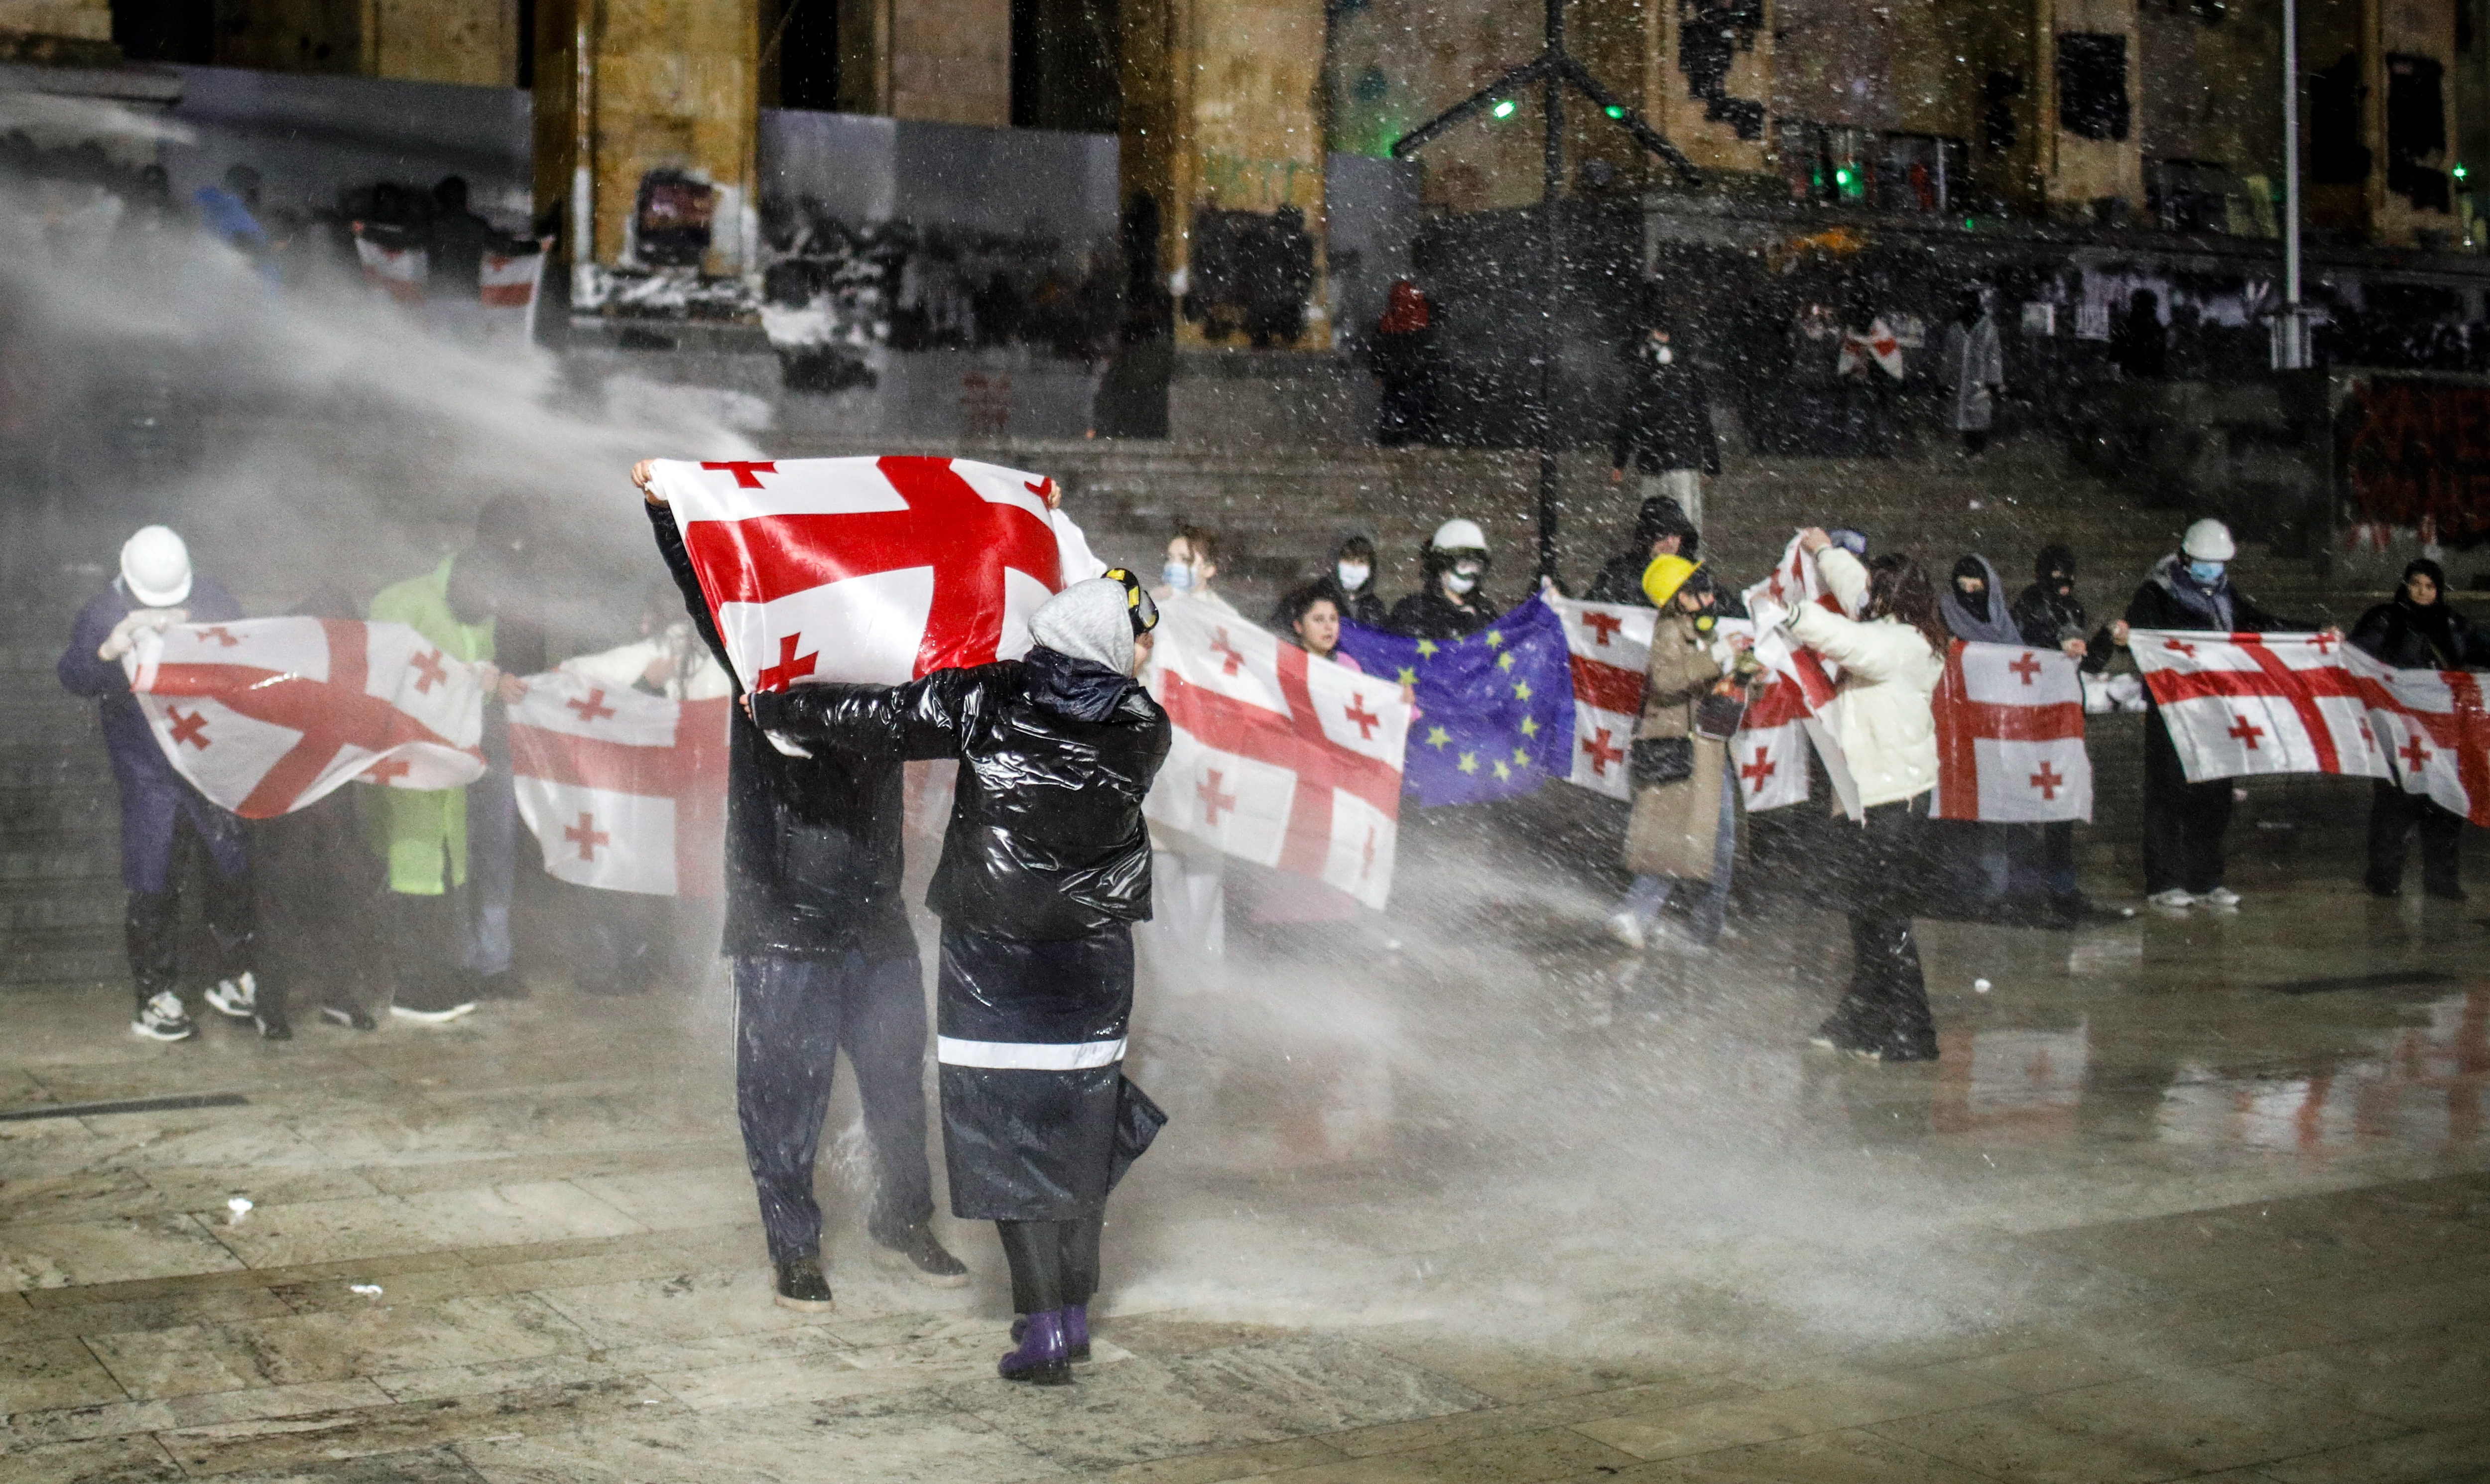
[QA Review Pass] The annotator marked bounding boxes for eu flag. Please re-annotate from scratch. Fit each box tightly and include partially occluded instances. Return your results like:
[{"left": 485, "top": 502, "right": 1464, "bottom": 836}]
[{"left": 1337, "top": 596, "right": 1579, "bottom": 806}]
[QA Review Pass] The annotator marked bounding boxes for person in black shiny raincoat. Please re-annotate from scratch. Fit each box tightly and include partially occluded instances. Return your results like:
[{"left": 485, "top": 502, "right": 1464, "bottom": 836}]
[
  {"left": 752, "top": 573, "right": 1172, "bottom": 1386},
  {"left": 638, "top": 471, "right": 967, "bottom": 1312}
]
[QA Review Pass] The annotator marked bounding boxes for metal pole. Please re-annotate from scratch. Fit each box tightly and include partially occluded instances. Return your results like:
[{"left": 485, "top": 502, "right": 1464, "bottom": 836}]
[
  {"left": 1538, "top": 0, "right": 1564, "bottom": 583},
  {"left": 2279, "top": 0, "right": 2307, "bottom": 368}
]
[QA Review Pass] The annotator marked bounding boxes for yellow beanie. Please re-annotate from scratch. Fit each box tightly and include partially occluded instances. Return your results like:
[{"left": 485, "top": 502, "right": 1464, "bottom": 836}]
[{"left": 1641, "top": 554, "right": 1701, "bottom": 609}]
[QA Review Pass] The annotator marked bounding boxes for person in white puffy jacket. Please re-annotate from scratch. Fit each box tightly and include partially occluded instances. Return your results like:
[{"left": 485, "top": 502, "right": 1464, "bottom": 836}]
[{"left": 1765, "top": 527, "right": 1949, "bottom": 1062}]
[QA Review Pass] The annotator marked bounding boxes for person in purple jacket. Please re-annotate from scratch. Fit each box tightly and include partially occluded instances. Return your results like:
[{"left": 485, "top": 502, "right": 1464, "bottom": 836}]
[{"left": 57, "top": 526, "right": 257, "bottom": 1042}]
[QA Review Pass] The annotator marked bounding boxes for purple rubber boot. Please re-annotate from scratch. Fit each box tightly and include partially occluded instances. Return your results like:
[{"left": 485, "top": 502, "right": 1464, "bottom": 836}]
[{"left": 998, "top": 1309, "right": 1074, "bottom": 1385}]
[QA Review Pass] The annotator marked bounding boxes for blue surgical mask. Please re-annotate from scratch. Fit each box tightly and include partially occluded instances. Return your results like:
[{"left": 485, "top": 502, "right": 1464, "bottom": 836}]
[
  {"left": 2187, "top": 560, "right": 2225, "bottom": 585},
  {"left": 1162, "top": 560, "right": 1195, "bottom": 592}
]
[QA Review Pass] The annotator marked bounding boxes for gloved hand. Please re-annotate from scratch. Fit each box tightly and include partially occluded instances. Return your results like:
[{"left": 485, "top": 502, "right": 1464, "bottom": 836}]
[{"left": 98, "top": 607, "right": 188, "bottom": 661}]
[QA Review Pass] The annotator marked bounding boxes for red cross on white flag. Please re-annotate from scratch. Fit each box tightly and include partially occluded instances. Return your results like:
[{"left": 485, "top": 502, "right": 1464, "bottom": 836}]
[
  {"left": 646, "top": 456, "right": 1078, "bottom": 754},
  {"left": 507, "top": 671, "right": 731, "bottom": 897},
  {"left": 2334, "top": 649, "right": 2490, "bottom": 826},
  {"left": 124, "top": 618, "right": 487, "bottom": 817},
  {"left": 1141, "top": 600, "right": 1412, "bottom": 909},
  {"left": 1548, "top": 596, "right": 1653, "bottom": 802},
  {"left": 1730, "top": 673, "right": 1814, "bottom": 811},
  {"left": 2132, "top": 631, "right": 2392, "bottom": 784},
  {"left": 1933, "top": 641, "right": 2093, "bottom": 822}
]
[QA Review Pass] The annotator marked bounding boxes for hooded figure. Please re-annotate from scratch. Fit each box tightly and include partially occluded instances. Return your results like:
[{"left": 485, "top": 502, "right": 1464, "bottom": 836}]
[
  {"left": 58, "top": 525, "right": 254, "bottom": 1042},
  {"left": 1939, "top": 554, "right": 2022, "bottom": 645},
  {"left": 1940, "top": 290, "right": 2005, "bottom": 452},
  {"left": 1584, "top": 496, "right": 1701, "bottom": 605},
  {"left": 2351, "top": 559, "right": 2481, "bottom": 900},
  {"left": 1387, "top": 519, "right": 1502, "bottom": 638},
  {"left": 2011, "top": 543, "right": 2087, "bottom": 650},
  {"left": 753, "top": 574, "right": 1173, "bottom": 1387},
  {"left": 2115, "top": 519, "right": 2314, "bottom": 908}
]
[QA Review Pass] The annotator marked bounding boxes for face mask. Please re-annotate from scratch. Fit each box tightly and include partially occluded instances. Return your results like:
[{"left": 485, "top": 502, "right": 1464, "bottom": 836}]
[
  {"left": 1443, "top": 570, "right": 1479, "bottom": 597},
  {"left": 1337, "top": 561, "right": 1370, "bottom": 592},
  {"left": 2187, "top": 560, "right": 2225, "bottom": 585},
  {"left": 1162, "top": 561, "right": 1196, "bottom": 592}
]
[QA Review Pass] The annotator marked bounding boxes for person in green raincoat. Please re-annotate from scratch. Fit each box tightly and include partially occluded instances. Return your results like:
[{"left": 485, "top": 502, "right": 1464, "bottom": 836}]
[{"left": 370, "top": 497, "right": 536, "bottom": 1021}]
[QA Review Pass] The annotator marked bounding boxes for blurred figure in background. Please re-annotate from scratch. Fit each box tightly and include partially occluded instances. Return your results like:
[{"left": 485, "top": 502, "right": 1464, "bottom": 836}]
[
  {"left": 58, "top": 525, "right": 256, "bottom": 1042},
  {"left": 1155, "top": 526, "right": 1234, "bottom": 616},
  {"left": 1369, "top": 280, "right": 1437, "bottom": 447},
  {"left": 2351, "top": 558, "right": 2483, "bottom": 900},
  {"left": 1609, "top": 311, "right": 1719, "bottom": 533},
  {"left": 1940, "top": 288, "right": 2005, "bottom": 455},
  {"left": 1287, "top": 530, "right": 1387, "bottom": 630}
]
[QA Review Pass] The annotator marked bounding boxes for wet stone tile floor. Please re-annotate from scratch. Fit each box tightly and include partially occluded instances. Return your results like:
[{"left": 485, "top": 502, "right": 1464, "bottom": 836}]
[{"left": 1, "top": 867, "right": 2487, "bottom": 1482}]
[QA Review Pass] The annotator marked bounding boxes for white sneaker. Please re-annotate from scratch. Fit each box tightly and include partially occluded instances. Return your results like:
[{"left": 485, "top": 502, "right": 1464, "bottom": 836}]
[
  {"left": 131, "top": 991, "right": 195, "bottom": 1042},
  {"left": 204, "top": 972, "right": 257, "bottom": 1020},
  {"left": 2147, "top": 888, "right": 2195, "bottom": 908},
  {"left": 389, "top": 1001, "right": 478, "bottom": 1025},
  {"left": 2201, "top": 886, "right": 2241, "bottom": 907},
  {"left": 1603, "top": 912, "right": 1647, "bottom": 951}
]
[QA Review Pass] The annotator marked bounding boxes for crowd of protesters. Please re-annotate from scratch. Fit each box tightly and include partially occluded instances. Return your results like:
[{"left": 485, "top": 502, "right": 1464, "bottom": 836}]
[{"left": 51, "top": 455, "right": 2487, "bottom": 1389}]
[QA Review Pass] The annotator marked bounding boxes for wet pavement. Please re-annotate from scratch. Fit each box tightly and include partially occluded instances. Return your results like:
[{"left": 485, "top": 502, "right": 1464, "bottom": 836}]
[{"left": 1, "top": 863, "right": 2487, "bottom": 1483}]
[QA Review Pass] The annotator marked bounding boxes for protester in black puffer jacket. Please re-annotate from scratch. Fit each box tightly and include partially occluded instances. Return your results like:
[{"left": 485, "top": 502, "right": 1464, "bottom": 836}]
[
  {"left": 641, "top": 478, "right": 967, "bottom": 1317},
  {"left": 753, "top": 574, "right": 1172, "bottom": 1389},
  {"left": 2350, "top": 558, "right": 2483, "bottom": 901}
]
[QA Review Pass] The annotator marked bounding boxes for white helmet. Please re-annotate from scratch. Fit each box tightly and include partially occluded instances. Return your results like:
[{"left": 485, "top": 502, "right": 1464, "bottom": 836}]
[
  {"left": 2179, "top": 518, "right": 2236, "bottom": 563},
  {"left": 120, "top": 526, "right": 193, "bottom": 607},
  {"left": 1430, "top": 518, "right": 1489, "bottom": 554}
]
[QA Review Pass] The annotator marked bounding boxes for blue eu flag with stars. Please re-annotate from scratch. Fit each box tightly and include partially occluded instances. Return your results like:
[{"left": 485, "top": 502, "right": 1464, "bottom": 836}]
[{"left": 1337, "top": 596, "right": 1579, "bottom": 806}]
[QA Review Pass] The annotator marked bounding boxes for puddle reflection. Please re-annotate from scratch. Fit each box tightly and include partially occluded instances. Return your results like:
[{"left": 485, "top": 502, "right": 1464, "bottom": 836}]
[{"left": 2156, "top": 992, "right": 2490, "bottom": 1158}]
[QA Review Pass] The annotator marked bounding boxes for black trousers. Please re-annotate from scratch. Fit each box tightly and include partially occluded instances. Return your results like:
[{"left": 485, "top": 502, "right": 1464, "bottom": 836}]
[
  {"left": 2367, "top": 781, "right": 2465, "bottom": 896},
  {"left": 996, "top": 1216, "right": 1104, "bottom": 1313},
  {"left": 1819, "top": 793, "right": 1939, "bottom": 1060},
  {"left": 2141, "top": 710, "right": 2232, "bottom": 895},
  {"left": 387, "top": 889, "right": 475, "bottom": 1012},
  {"left": 125, "top": 809, "right": 253, "bottom": 1007},
  {"left": 736, "top": 951, "right": 937, "bottom": 1265}
]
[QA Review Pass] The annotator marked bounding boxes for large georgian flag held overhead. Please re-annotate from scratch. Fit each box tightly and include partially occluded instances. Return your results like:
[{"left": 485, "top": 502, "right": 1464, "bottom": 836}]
[
  {"left": 1933, "top": 640, "right": 2093, "bottom": 822},
  {"left": 124, "top": 618, "right": 486, "bottom": 817},
  {"left": 2131, "top": 630, "right": 2390, "bottom": 783},
  {"left": 643, "top": 456, "right": 1068, "bottom": 700},
  {"left": 1143, "top": 601, "right": 1413, "bottom": 909},
  {"left": 507, "top": 672, "right": 731, "bottom": 897}
]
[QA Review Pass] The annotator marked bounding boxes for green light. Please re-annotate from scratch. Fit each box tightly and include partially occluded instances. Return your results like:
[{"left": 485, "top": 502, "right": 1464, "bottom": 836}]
[
  {"left": 2458, "top": 162, "right": 2472, "bottom": 180},
  {"left": 1605, "top": 104, "right": 1625, "bottom": 120},
  {"left": 1834, "top": 168, "right": 1854, "bottom": 185},
  {"left": 1963, "top": 216, "right": 1977, "bottom": 229},
  {"left": 1491, "top": 99, "right": 1517, "bottom": 119}
]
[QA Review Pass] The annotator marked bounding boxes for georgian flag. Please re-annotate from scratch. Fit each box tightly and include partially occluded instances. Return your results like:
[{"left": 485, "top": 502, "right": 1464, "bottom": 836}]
[
  {"left": 124, "top": 618, "right": 486, "bottom": 816},
  {"left": 508, "top": 672, "right": 730, "bottom": 897},
  {"left": 1551, "top": 598, "right": 1653, "bottom": 800},
  {"left": 2132, "top": 631, "right": 2391, "bottom": 784},
  {"left": 352, "top": 225, "right": 427, "bottom": 304},
  {"left": 644, "top": 455, "right": 1071, "bottom": 709},
  {"left": 1730, "top": 673, "right": 1813, "bottom": 811},
  {"left": 1934, "top": 640, "right": 2093, "bottom": 822},
  {"left": 1143, "top": 600, "right": 1412, "bottom": 909},
  {"left": 2364, "top": 659, "right": 2490, "bottom": 827},
  {"left": 481, "top": 243, "right": 547, "bottom": 310}
]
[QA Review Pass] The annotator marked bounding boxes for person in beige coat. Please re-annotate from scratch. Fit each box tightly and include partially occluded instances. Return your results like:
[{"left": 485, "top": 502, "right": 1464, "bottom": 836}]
[
  {"left": 1605, "top": 562, "right": 1753, "bottom": 952},
  {"left": 1761, "top": 528, "right": 1948, "bottom": 1061}
]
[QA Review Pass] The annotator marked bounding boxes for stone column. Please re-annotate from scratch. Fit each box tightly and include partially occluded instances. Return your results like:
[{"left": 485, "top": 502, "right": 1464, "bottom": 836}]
[
  {"left": 532, "top": 0, "right": 761, "bottom": 281},
  {"left": 1121, "top": 0, "right": 1332, "bottom": 351},
  {"left": 827, "top": 0, "right": 1010, "bottom": 124},
  {"left": 2037, "top": 0, "right": 2144, "bottom": 222},
  {"left": 2366, "top": 0, "right": 2460, "bottom": 246}
]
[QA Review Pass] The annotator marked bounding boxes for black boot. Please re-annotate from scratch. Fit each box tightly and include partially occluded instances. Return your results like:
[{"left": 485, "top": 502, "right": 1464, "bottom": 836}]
[{"left": 773, "top": 1255, "right": 835, "bottom": 1312}]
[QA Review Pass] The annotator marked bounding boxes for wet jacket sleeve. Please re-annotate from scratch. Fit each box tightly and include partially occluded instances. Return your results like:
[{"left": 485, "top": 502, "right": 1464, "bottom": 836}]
[
  {"left": 2232, "top": 592, "right": 2315, "bottom": 634},
  {"left": 2347, "top": 604, "right": 2397, "bottom": 663},
  {"left": 646, "top": 500, "right": 739, "bottom": 692},
  {"left": 57, "top": 597, "right": 128, "bottom": 698},
  {"left": 751, "top": 668, "right": 987, "bottom": 762}
]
